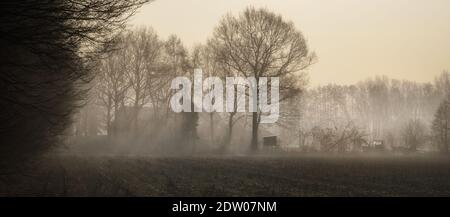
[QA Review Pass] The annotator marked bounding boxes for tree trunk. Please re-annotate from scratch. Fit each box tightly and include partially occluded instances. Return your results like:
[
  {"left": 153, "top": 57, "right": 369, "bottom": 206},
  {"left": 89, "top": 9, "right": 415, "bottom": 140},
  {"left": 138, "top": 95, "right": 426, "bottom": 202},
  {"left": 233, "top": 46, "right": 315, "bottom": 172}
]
[
  {"left": 225, "top": 113, "right": 235, "bottom": 146},
  {"left": 112, "top": 102, "right": 119, "bottom": 136},
  {"left": 250, "top": 112, "right": 258, "bottom": 151},
  {"left": 210, "top": 113, "right": 214, "bottom": 144},
  {"left": 106, "top": 106, "right": 111, "bottom": 136},
  {"left": 133, "top": 106, "right": 140, "bottom": 134}
]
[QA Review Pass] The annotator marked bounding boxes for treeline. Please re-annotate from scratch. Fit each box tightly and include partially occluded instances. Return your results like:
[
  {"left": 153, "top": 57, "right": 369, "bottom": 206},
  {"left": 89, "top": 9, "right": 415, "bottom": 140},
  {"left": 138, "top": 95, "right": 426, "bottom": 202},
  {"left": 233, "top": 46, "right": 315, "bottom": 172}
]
[
  {"left": 73, "top": 8, "right": 315, "bottom": 154},
  {"left": 70, "top": 7, "right": 449, "bottom": 155},
  {"left": 280, "top": 72, "right": 450, "bottom": 154}
]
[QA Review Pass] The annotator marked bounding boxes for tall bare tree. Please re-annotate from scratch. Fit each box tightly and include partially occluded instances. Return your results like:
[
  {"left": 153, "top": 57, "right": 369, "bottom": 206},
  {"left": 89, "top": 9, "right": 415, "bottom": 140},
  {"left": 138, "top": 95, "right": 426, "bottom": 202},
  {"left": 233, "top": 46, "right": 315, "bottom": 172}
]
[
  {"left": 96, "top": 40, "right": 132, "bottom": 135},
  {"left": 126, "top": 27, "right": 162, "bottom": 131},
  {"left": 209, "top": 7, "right": 316, "bottom": 150}
]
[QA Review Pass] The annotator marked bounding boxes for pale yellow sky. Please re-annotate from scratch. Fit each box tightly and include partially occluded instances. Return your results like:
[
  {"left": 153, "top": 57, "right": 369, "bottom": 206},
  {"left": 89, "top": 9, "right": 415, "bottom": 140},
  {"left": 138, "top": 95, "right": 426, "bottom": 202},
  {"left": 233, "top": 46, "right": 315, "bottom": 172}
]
[{"left": 130, "top": 0, "right": 450, "bottom": 86}]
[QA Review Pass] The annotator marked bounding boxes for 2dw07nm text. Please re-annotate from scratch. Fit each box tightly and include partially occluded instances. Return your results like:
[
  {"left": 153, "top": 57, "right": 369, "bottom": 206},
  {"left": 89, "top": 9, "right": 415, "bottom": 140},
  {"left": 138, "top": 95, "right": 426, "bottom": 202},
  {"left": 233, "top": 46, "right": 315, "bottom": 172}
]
[{"left": 215, "top": 201, "right": 277, "bottom": 212}]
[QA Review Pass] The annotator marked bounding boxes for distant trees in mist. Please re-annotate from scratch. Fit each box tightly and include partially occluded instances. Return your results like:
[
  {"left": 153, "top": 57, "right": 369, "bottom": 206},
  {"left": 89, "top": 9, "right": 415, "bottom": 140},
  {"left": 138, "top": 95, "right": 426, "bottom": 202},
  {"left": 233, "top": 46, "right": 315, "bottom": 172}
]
[
  {"left": 73, "top": 7, "right": 450, "bottom": 156},
  {"left": 75, "top": 7, "right": 314, "bottom": 154},
  {"left": 81, "top": 28, "right": 197, "bottom": 153},
  {"left": 284, "top": 72, "right": 450, "bottom": 153}
]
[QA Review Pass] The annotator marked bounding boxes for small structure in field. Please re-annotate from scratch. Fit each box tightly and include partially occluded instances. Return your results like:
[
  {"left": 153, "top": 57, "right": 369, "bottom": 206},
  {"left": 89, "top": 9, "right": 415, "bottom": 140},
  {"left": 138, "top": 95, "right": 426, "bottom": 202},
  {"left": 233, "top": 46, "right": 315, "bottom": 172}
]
[
  {"left": 362, "top": 140, "right": 385, "bottom": 152},
  {"left": 373, "top": 140, "right": 385, "bottom": 151},
  {"left": 263, "top": 136, "right": 278, "bottom": 149}
]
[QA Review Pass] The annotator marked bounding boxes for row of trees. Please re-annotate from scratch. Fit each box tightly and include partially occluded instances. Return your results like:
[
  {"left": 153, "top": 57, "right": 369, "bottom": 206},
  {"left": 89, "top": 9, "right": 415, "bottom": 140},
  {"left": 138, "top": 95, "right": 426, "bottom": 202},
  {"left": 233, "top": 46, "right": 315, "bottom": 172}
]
[
  {"left": 93, "top": 29, "right": 189, "bottom": 135},
  {"left": 71, "top": 6, "right": 449, "bottom": 155},
  {"left": 74, "top": 8, "right": 315, "bottom": 153},
  {"left": 280, "top": 72, "right": 450, "bottom": 153}
]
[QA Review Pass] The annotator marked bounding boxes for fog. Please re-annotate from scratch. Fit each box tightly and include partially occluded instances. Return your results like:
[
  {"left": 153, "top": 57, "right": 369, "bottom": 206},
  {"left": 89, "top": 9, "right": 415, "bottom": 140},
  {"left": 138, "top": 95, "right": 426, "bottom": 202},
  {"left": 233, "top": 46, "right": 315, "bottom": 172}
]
[
  {"left": 68, "top": 71, "right": 450, "bottom": 156},
  {"left": 2, "top": 1, "right": 450, "bottom": 197},
  {"left": 63, "top": 5, "right": 450, "bottom": 157}
]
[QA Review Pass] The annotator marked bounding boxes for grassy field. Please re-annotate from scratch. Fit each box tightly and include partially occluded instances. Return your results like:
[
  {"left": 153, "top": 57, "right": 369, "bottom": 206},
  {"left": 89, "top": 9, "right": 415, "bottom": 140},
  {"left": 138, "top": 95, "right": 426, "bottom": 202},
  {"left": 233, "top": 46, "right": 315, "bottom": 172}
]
[{"left": 1, "top": 155, "right": 450, "bottom": 196}]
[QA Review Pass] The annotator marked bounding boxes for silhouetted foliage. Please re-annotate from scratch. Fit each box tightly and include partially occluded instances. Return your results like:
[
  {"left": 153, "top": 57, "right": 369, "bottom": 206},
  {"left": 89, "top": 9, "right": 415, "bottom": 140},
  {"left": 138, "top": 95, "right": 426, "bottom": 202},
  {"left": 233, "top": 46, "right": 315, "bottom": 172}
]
[{"left": 0, "top": 0, "right": 148, "bottom": 167}]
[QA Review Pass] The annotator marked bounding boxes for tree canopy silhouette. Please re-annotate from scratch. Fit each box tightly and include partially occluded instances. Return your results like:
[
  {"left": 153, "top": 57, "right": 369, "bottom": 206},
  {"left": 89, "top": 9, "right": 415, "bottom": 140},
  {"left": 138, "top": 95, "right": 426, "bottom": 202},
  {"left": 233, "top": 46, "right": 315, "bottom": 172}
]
[{"left": 0, "top": 0, "right": 149, "bottom": 166}]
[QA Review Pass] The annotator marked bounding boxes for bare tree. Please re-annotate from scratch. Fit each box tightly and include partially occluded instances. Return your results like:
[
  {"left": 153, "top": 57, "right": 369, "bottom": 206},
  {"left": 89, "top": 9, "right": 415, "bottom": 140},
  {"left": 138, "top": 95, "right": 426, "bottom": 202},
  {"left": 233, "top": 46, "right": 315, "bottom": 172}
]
[
  {"left": 126, "top": 27, "right": 162, "bottom": 132},
  {"left": 209, "top": 7, "right": 316, "bottom": 150},
  {"left": 96, "top": 35, "right": 132, "bottom": 135},
  {"left": 310, "top": 122, "right": 366, "bottom": 153},
  {"left": 157, "top": 35, "right": 190, "bottom": 119},
  {"left": 402, "top": 119, "right": 427, "bottom": 152}
]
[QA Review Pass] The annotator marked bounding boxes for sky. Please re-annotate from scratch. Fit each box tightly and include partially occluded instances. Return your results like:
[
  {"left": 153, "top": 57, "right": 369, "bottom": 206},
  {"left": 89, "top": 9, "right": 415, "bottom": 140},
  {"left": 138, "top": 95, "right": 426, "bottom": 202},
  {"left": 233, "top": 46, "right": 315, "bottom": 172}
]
[{"left": 129, "top": 0, "right": 450, "bottom": 86}]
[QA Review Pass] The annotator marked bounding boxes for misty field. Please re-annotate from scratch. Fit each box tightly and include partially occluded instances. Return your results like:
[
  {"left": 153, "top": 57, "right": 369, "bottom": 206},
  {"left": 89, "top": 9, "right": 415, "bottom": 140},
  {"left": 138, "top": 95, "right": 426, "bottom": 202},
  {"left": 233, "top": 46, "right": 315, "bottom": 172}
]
[{"left": 1, "top": 155, "right": 450, "bottom": 196}]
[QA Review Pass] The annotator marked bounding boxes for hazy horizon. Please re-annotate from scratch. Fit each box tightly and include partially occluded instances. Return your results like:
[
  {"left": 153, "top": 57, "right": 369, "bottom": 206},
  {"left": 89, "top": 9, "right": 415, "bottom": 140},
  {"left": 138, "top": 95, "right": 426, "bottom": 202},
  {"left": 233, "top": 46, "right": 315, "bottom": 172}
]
[{"left": 130, "top": 0, "right": 450, "bottom": 86}]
